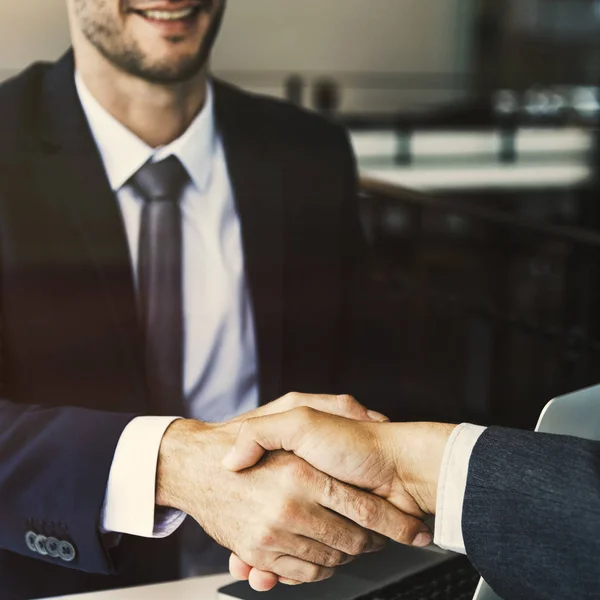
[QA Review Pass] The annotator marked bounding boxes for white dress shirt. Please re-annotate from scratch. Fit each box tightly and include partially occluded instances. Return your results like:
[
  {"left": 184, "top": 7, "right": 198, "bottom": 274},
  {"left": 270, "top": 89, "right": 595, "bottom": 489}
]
[
  {"left": 434, "top": 423, "right": 487, "bottom": 554},
  {"left": 75, "top": 73, "right": 259, "bottom": 538},
  {"left": 76, "top": 72, "right": 486, "bottom": 554}
]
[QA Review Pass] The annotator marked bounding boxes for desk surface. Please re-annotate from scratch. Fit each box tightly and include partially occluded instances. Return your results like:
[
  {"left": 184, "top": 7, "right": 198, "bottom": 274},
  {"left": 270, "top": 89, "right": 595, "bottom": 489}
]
[{"left": 43, "top": 574, "right": 235, "bottom": 600}]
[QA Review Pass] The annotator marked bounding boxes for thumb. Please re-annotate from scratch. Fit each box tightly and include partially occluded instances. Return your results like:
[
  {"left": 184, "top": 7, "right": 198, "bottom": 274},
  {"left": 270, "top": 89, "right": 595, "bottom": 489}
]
[{"left": 222, "top": 409, "right": 309, "bottom": 471}]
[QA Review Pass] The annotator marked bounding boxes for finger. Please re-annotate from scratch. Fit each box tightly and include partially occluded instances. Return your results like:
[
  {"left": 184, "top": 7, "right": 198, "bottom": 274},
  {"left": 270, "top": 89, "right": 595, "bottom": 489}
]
[
  {"left": 318, "top": 476, "right": 432, "bottom": 548},
  {"left": 248, "top": 568, "right": 279, "bottom": 592},
  {"left": 268, "top": 555, "right": 335, "bottom": 584},
  {"left": 223, "top": 405, "right": 379, "bottom": 472},
  {"left": 254, "top": 525, "right": 354, "bottom": 569},
  {"left": 298, "top": 504, "right": 387, "bottom": 566},
  {"left": 244, "top": 567, "right": 302, "bottom": 587},
  {"left": 279, "top": 577, "right": 303, "bottom": 585},
  {"left": 289, "top": 393, "right": 388, "bottom": 422},
  {"left": 287, "top": 500, "right": 387, "bottom": 557},
  {"left": 223, "top": 408, "right": 315, "bottom": 471},
  {"left": 280, "top": 532, "right": 356, "bottom": 568},
  {"left": 262, "top": 393, "right": 388, "bottom": 422},
  {"left": 229, "top": 553, "right": 251, "bottom": 581}
]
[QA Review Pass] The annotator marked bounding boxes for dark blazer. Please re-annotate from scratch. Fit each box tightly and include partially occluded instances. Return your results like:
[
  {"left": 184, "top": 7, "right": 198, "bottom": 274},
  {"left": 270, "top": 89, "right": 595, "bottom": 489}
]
[
  {"left": 0, "top": 51, "right": 365, "bottom": 599},
  {"left": 463, "top": 427, "right": 600, "bottom": 600}
]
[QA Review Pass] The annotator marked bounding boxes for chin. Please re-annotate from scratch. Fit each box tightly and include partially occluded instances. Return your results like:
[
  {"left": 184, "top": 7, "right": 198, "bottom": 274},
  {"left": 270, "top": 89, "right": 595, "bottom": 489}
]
[{"left": 137, "top": 52, "right": 207, "bottom": 84}]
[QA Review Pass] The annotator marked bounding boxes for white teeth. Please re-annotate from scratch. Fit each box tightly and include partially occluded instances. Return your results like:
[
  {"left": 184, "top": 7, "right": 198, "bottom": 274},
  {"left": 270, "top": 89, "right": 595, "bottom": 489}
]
[{"left": 141, "top": 7, "right": 196, "bottom": 20}]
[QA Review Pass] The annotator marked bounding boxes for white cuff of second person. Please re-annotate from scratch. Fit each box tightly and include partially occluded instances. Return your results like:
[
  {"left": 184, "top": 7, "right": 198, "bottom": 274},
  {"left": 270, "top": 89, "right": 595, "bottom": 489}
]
[{"left": 434, "top": 423, "right": 487, "bottom": 554}]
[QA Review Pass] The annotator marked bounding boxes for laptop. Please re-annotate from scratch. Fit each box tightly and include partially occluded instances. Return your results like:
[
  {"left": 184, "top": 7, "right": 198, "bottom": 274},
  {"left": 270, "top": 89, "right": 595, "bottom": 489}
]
[{"left": 219, "top": 384, "right": 600, "bottom": 600}]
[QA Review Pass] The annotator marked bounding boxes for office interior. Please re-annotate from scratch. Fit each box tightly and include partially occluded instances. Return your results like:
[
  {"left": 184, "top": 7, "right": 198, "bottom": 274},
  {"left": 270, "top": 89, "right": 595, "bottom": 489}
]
[{"left": 3, "top": 0, "right": 600, "bottom": 431}]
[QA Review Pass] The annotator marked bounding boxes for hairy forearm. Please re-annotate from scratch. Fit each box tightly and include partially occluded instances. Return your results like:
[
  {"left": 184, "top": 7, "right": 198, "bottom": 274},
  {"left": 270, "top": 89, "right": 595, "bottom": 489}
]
[{"left": 155, "top": 419, "right": 214, "bottom": 513}]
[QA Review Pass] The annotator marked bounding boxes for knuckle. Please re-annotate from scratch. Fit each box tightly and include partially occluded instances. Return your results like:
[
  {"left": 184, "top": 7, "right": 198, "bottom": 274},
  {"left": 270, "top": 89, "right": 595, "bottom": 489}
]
[
  {"left": 244, "top": 548, "right": 263, "bottom": 568},
  {"left": 297, "top": 405, "right": 318, "bottom": 421},
  {"left": 348, "top": 531, "right": 371, "bottom": 556},
  {"left": 337, "top": 394, "right": 358, "bottom": 411},
  {"left": 324, "top": 549, "right": 345, "bottom": 568},
  {"left": 320, "top": 525, "right": 352, "bottom": 553},
  {"left": 294, "top": 541, "right": 312, "bottom": 561},
  {"left": 283, "top": 392, "right": 302, "bottom": 408},
  {"left": 330, "top": 530, "right": 350, "bottom": 552},
  {"left": 277, "top": 497, "right": 300, "bottom": 522},
  {"left": 295, "top": 406, "right": 320, "bottom": 431},
  {"left": 283, "top": 456, "right": 309, "bottom": 483},
  {"left": 303, "top": 563, "right": 325, "bottom": 583},
  {"left": 392, "top": 521, "right": 412, "bottom": 543},
  {"left": 354, "top": 495, "right": 383, "bottom": 528},
  {"left": 257, "top": 529, "right": 277, "bottom": 549},
  {"left": 321, "top": 476, "right": 336, "bottom": 502}
]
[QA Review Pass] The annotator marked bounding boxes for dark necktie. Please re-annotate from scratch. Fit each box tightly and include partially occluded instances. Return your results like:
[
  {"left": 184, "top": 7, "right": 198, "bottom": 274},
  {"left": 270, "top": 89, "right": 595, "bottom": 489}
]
[{"left": 130, "top": 156, "right": 189, "bottom": 416}]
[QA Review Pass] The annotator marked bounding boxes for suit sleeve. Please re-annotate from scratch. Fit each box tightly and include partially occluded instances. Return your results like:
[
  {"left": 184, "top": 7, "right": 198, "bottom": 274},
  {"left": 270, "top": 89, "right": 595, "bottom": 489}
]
[
  {"left": 0, "top": 399, "right": 138, "bottom": 574},
  {"left": 462, "top": 427, "right": 600, "bottom": 600}
]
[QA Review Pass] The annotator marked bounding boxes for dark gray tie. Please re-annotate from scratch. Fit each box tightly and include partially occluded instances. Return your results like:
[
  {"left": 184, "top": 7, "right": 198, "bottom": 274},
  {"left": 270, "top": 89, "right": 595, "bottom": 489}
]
[{"left": 130, "top": 156, "right": 189, "bottom": 416}]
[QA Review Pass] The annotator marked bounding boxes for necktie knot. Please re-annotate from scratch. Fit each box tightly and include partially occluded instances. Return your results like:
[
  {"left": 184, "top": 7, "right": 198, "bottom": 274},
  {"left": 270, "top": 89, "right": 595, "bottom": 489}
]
[{"left": 130, "top": 155, "right": 189, "bottom": 203}]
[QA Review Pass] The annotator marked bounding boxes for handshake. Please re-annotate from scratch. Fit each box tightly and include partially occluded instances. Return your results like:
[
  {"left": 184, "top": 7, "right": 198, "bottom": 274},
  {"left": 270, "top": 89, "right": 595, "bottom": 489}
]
[{"left": 156, "top": 394, "right": 456, "bottom": 591}]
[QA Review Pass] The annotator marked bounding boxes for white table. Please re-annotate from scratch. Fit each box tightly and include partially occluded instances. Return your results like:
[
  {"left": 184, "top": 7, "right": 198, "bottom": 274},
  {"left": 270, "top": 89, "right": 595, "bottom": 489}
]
[{"left": 43, "top": 574, "right": 235, "bottom": 600}]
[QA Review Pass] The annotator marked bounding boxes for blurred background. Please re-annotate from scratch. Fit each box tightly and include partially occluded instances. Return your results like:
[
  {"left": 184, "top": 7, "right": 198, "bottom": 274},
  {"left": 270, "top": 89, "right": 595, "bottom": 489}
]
[{"left": 3, "top": 0, "right": 600, "bottom": 429}]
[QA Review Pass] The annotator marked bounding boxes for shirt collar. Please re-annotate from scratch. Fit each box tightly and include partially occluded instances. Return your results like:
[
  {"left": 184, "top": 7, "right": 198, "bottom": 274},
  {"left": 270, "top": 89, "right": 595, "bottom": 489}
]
[{"left": 75, "top": 72, "right": 216, "bottom": 193}]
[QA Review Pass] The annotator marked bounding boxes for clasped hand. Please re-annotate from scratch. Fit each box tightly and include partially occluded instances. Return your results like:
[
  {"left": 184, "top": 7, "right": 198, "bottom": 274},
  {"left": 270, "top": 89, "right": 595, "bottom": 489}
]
[{"left": 156, "top": 393, "right": 453, "bottom": 592}]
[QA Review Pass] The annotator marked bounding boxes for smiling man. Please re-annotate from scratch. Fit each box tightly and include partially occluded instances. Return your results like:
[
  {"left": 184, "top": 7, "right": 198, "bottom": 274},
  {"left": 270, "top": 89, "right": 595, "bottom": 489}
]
[{"left": 0, "top": 1, "right": 421, "bottom": 599}]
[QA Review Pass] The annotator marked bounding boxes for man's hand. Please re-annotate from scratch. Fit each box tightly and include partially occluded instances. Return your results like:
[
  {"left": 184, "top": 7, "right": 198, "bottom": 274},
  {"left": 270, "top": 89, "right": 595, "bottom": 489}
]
[
  {"left": 223, "top": 408, "right": 456, "bottom": 589},
  {"left": 227, "top": 392, "right": 389, "bottom": 425},
  {"left": 155, "top": 394, "right": 428, "bottom": 589}
]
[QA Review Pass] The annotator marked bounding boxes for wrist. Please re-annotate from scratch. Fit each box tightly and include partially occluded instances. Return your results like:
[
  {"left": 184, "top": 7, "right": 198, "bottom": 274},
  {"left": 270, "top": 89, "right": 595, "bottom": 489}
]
[
  {"left": 389, "top": 423, "right": 457, "bottom": 515},
  {"left": 155, "top": 418, "right": 213, "bottom": 512}
]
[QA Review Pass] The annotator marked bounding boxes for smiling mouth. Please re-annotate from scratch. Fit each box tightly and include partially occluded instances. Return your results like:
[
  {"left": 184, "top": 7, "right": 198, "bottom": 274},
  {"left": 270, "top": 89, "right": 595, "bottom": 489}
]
[{"left": 131, "top": 2, "right": 210, "bottom": 22}]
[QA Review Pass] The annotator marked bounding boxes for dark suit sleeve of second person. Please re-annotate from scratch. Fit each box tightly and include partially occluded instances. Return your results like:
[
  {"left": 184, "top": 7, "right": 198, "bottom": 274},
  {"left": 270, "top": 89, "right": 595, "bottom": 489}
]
[
  {"left": 0, "top": 399, "right": 137, "bottom": 574},
  {"left": 462, "top": 426, "right": 600, "bottom": 600}
]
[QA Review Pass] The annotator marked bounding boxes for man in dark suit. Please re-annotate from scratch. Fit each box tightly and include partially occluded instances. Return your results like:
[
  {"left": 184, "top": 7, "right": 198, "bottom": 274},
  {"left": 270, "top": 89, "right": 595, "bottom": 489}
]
[
  {"left": 0, "top": 0, "right": 427, "bottom": 598},
  {"left": 227, "top": 409, "right": 600, "bottom": 599}
]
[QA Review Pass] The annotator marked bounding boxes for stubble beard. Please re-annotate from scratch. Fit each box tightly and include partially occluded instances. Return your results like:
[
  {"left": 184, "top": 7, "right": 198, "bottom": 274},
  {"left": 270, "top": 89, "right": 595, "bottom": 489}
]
[{"left": 73, "top": 0, "right": 226, "bottom": 84}]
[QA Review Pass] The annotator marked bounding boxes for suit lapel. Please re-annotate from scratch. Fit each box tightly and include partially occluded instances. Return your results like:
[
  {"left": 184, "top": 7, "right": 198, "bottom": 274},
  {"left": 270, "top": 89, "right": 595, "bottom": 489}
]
[
  {"left": 34, "top": 52, "right": 147, "bottom": 411},
  {"left": 213, "top": 81, "right": 284, "bottom": 406},
  {"left": 32, "top": 59, "right": 284, "bottom": 411}
]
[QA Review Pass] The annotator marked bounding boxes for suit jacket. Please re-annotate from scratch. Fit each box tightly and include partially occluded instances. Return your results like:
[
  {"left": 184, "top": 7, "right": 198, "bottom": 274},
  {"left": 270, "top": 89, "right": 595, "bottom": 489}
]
[
  {"left": 463, "top": 427, "right": 600, "bottom": 600},
  {"left": 0, "top": 51, "right": 366, "bottom": 599}
]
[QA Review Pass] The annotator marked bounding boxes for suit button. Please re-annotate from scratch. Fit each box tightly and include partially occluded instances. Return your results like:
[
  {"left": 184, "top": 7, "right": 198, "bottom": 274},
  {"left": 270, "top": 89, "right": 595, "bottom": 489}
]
[
  {"left": 25, "top": 531, "right": 38, "bottom": 553},
  {"left": 45, "top": 537, "right": 60, "bottom": 558},
  {"left": 34, "top": 535, "right": 48, "bottom": 556},
  {"left": 58, "top": 541, "right": 76, "bottom": 562}
]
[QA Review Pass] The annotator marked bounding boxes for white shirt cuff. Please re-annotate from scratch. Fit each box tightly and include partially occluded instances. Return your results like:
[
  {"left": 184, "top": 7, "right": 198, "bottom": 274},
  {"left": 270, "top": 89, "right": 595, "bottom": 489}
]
[
  {"left": 433, "top": 423, "right": 486, "bottom": 554},
  {"left": 101, "top": 416, "right": 187, "bottom": 538}
]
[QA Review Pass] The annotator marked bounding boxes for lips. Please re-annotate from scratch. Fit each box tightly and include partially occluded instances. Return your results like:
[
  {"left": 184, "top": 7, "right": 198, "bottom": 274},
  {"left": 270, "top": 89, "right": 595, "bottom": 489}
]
[
  {"left": 139, "top": 7, "right": 197, "bottom": 20},
  {"left": 127, "top": 1, "right": 211, "bottom": 21}
]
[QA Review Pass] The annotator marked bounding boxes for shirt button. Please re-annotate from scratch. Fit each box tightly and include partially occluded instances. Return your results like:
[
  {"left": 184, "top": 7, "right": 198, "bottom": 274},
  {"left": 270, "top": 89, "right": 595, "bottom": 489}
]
[
  {"left": 45, "top": 537, "right": 60, "bottom": 558},
  {"left": 58, "top": 541, "right": 76, "bottom": 562},
  {"left": 25, "top": 531, "right": 38, "bottom": 553},
  {"left": 34, "top": 535, "right": 48, "bottom": 556}
]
